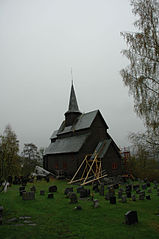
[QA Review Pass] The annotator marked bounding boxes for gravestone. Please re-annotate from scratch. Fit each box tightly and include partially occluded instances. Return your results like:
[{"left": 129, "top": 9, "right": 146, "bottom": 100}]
[
  {"left": 19, "top": 186, "right": 25, "bottom": 192},
  {"left": 126, "top": 184, "right": 132, "bottom": 192},
  {"left": 136, "top": 188, "right": 141, "bottom": 194},
  {"left": 126, "top": 191, "right": 131, "bottom": 198},
  {"left": 69, "top": 193, "right": 78, "bottom": 204},
  {"left": 48, "top": 193, "right": 54, "bottom": 199},
  {"left": 118, "top": 191, "right": 123, "bottom": 199},
  {"left": 22, "top": 192, "right": 35, "bottom": 200},
  {"left": 132, "top": 194, "right": 136, "bottom": 201},
  {"left": 113, "top": 184, "right": 119, "bottom": 189},
  {"left": 142, "top": 184, "right": 147, "bottom": 190},
  {"left": 139, "top": 194, "right": 144, "bottom": 200},
  {"left": 146, "top": 195, "right": 151, "bottom": 200},
  {"left": 110, "top": 196, "right": 116, "bottom": 204},
  {"left": 77, "top": 186, "right": 84, "bottom": 193},
  {"left": 146, "top": 182, "right": 151, "bottom": 187},
  {"left": 99, "top": 184, "right": 105, "bottom": 196},
  {"left": 20, "top": 190, "right": 26, "bottom": 196},
  {"left": 80, "top": 189, "right": 89, "bottom": 198},
  {"left": 0, "top": 206, "right": 3, "bottom": 216},
  {"left": 109, "top": 188, "right": 115, "bottom": 197},
  {"left": 40, "top": 190, "right": 45, "bottom": 195},
  {"left": 93, "top": 199, "right": 99, "bottom": 208},
  {"left": 0, "top": 216, "right": 2, "bottom": 225},
  {"left": 49, "top": 185, "right": 57, "bottom": 193},
  {"left": 121, "top": 195, "right": 127, "bottom": 203},
  {"left": 133, "top": 184, "right": 140, "bottom": 191},
  {"left": 125, "top": 211, "right": 138, "bottom": 225},
  {"left": 64, "top": 187, "right": 73, "bottom": 195}
]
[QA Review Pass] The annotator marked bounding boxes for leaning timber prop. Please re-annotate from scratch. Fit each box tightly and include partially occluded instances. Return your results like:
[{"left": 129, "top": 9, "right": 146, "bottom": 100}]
[{"left": 68, "top": 141, "right": 108, "bottom": 186}]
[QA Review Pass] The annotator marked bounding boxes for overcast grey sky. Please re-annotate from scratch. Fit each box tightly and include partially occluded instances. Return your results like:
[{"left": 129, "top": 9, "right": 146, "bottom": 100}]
[{"left": 0, "top": 0, "right": 145, "bottom": 151}]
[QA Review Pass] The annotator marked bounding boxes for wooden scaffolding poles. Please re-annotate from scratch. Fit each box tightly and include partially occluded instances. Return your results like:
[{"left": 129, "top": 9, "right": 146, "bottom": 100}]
[{"left": 68, "top": 152, "right": 107, "bottom": 186}]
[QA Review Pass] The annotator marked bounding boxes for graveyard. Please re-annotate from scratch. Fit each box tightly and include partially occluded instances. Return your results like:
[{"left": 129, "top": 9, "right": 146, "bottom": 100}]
[{"left": 0, "top": 178, "right": 159, "bottom": 239}]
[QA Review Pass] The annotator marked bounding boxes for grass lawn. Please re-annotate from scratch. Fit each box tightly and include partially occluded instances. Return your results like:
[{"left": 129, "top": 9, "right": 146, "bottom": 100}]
[{"left": 0, "top": 179, "right": 159, "bottom": 239}]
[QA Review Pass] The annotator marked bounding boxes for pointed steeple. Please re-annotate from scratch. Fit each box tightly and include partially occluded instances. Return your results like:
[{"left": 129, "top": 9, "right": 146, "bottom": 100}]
[
  {"left": 67, "top": 82, "right": 80, "bottom": 113},
  {"left": 65, "top": 83, "right": 81, "bottom": 126}
]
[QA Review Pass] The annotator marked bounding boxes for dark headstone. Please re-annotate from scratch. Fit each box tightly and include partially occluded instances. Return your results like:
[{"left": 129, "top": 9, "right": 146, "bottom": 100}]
[
  {"left": 80, "top": 189, "right": 89, "bottom": 198},
  {"left": 139, "top": 194, "right": 144, "bottom": 200},
  {"left": 142, "top": 184, "right": 147, "bottom": 190},
  {"left": 22, "top": 192, "right": 35, "bottom": 200},
  {"left": 146, "top": 195, "right": 151, "bottom": 200},
  {"left": 113, "top": 184, "right": 119, "bottom": 189},
  {"left": 132, "top": 194, "right": 136, "bottom": 201},
  {"left": 126, "top": 191, "right": 131, "bottom": 198},
  {"left": 110, "top": 196, "right": 116, "bottom": 204},
  {"left": 136, "top": 188, "right": 141, "bottom": 194},
  {"left": 146, "top": 182, "right": 151, "bottom": 187},
  {"left": 118, "top": 191, "right": 123, "bottom": 199},
  {"left": 49, "top": 185, "right": 57, "bottom": 192},
  {"left": 121, "top": 195, "right": 127, "bottom": 203},
  {"left": 109, "top": 188, "right": 115, "bottom": 197},
  {"left": 0, "top": 216, "right": 2, "bottom": 225},
  {"left": 0, "top": 206, "right": 3, "bottom": 216},
  {"left": 126, "top": 185, "right": 132, "bottom": 192},
  {"left": 19, "top": 186, "right": 25, "bottom": 192},
  {"left": 77, "top": 186, "right": 84, "bottom": 193},
  {"left": 69, "top": 193, "right": 78, "bottom": 203},
  {"left": 48, "top": 193, "right": 54, "bottom": 199},
  {"left": 125, "top": 211, "right": 138, "bottom": 225},
  {"left": 99, "top": 184, "right": 105, "bottom": 196},
  {"left": 133, "top": 184, "right": 140, "bottom": 191},
  {"left": 20, "top": 190, "right": 26, "bottom": 196},
  {"left": 64, "top": 187, "right": 73, "bottom": 195}
]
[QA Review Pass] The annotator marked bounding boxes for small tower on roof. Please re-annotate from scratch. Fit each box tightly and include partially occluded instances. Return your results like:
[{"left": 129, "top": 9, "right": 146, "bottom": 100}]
[{"left": 65, "top": 82, "right": 82, "bottom": 126}]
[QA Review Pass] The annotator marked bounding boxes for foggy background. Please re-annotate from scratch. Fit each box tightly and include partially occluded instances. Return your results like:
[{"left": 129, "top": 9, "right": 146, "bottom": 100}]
[{"left": 0, "top": 0, "right": 145, "bottom": 151}]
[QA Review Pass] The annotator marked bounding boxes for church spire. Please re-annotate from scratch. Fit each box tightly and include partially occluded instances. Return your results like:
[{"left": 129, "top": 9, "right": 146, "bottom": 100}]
[
  {"left": 67, "top": 82, "right": 80, "bottom": 113},
  {"left": 65, "top": 82, "right": 81, "bottom": 126}
]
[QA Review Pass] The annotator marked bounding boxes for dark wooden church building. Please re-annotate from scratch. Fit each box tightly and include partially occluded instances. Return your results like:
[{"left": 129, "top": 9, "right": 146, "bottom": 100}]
[{"left": 43, "top": 84, "right": 122, "bottom": 177}]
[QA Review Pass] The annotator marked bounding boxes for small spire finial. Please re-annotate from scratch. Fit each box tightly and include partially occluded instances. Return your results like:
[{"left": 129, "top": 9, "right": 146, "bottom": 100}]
[{"left": 71, "top": 68, "right": 73, "bottom": 85}]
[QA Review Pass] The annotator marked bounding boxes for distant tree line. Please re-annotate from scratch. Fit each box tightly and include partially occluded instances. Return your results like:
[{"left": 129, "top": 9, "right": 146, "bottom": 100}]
[{"left": 0, "top": 125, "right": 45, "bottom": 181}]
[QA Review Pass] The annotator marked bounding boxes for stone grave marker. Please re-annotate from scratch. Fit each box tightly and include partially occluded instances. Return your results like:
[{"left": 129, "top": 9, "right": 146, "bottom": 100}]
[
  {"left": 48, "top": 193, "right": 54, "bottom": 199},
  {"left": 121, "top": 195, "right": 127, "bottom": 203},
  {"left": 125, "top": 211, "right": 138, "bottom": 225},
  {"left": 118, "top": 191, "right": 123, "bottom": 199},
  {"left": 142, "top": 184, "right": 147, "bottom": 190},
  {"left": 99, "top": 184, "right": 105, "bottom": 196},
  {"left": 93, "top": 199, "right": 99, "bottom": 208},
  {"left": 22, "top": 192, "right": 35, "bottom": 200},
  {"left": 77, "top": 186, "right": 84, "bottom": 193},
  {"left": 69, "top": 193, "right": 78, "bottom": 203},
  {"left": 126, "top": 191, "right": 131, "bottom": 198},
  {"left": 0, "top": 206, "right": 4, "bottom": 216},
  {"left": 146, "top": 195, "right": 151, "bottom": 200},
  {"left": 64, "top": 187, "right": 73, "bottom": 195},
  {"left": 110, "top": 196, "right": 116, "bottom": 204},
  {"left": 147, "top": 188, "right": 152, "bottom": 193},
  {"left": 49, "top": 185, "right": 57, "bottom": 193},
  {"left": 132, "top": 194, "right": 136, "bottom": 201},
  {"left": 105, "top": 192, "right": 110, "bottom": 200}
]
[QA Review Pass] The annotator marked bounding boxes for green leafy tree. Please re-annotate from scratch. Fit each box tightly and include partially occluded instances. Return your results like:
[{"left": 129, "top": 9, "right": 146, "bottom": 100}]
[
  {"left": 121, "top": 0, "right": 159, "bottom": 137},
  {"left": 0, "top": 125, "right": 20, "bottom": 180},
  {"left": 21, "top": 143, "right": 40, "bottom": 176}
]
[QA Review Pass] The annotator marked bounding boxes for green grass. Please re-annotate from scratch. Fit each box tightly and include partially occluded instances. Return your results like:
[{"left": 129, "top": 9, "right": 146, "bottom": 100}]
[{"left": 0, "top": 179, "right": 159, "bottom": 239}]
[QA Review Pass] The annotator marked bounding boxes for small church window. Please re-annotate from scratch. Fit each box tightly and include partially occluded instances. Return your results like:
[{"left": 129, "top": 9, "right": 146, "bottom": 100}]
[{"left": 112, "top": 163, "right": 117, "bottom": 169}]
